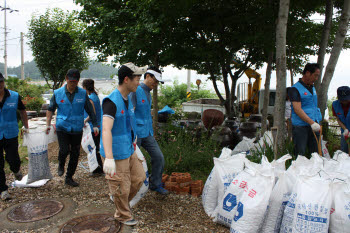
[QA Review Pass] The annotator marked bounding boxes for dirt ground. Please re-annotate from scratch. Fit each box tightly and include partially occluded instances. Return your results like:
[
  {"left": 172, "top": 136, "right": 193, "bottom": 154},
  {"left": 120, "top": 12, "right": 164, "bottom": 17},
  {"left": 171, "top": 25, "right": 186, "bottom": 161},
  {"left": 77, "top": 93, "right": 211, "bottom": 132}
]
[{"left": 0, "top": 142, "right": 228, "bottom": 233}]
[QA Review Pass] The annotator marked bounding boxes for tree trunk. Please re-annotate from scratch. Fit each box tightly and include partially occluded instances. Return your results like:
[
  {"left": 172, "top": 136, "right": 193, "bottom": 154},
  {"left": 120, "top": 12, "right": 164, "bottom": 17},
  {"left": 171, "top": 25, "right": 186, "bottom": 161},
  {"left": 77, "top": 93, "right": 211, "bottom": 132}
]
[
  {"left": 261, "top": 51, "right": 274, "bottom": 135},
  {"left": 318, "top": 0, "right": 350, "bottom": 119},
  {"left": 152, "top": 56, "right": 159, "bottom": 134},
  {"left": 274, "top": 0, "right": 290, "bottom": 153},
  {"left": 222, "top": 66, "right": 231, "bottom": 117},
  {"left": 230, "top": 77, "right": 238, "bottom": 118},
  {"left": 315, "top": 0, "right": 333, "bottom": 92}
]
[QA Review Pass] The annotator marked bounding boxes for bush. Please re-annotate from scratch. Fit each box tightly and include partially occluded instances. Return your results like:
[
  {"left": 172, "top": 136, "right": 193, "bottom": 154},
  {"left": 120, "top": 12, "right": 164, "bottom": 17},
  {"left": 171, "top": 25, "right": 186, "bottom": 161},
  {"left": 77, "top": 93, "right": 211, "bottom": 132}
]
[
  {"left": 5, "top": 77, "right": 48, "bottom": 112},
  {"left": 158, "top": 80, "right": 216, "bottom": 109},
  {"left": 141, "top": 123, "right": 220, "bottom": 181}
]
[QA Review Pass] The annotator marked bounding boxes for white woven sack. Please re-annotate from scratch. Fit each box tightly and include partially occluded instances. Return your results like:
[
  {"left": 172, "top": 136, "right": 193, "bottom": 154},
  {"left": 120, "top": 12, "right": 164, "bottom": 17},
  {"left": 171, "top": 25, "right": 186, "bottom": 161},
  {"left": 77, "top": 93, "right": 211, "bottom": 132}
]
[{"left": 129, "top": 145, "right": 149, "bottom": 208}]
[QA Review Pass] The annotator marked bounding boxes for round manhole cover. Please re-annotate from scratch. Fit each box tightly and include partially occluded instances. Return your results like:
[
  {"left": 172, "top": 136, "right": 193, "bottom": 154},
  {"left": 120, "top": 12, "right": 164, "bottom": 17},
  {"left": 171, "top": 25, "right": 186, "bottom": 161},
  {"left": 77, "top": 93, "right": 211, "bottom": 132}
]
[
  {"left": 8, "top": 199, "right": 64, "bottom": 222},
  {"left": 60, "top": 214, "right": 120, "bottom": 233}
]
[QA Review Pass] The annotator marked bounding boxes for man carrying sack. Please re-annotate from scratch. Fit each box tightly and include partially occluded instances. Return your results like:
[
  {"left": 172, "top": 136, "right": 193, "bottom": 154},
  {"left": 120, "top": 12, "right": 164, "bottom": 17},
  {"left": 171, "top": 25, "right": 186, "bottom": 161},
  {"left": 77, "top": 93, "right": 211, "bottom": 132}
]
[
  {"left": 46, "top": 69, "right": 98, "bottom": 187},
  {"left": 0, "top": 73, "right": 28, "bottom": 200},
  {"left": 101, "top": 63, "right": 146, "bottom": 226},
  {"left": 332, "top": 86, "right": 350, "bottom": 153}
]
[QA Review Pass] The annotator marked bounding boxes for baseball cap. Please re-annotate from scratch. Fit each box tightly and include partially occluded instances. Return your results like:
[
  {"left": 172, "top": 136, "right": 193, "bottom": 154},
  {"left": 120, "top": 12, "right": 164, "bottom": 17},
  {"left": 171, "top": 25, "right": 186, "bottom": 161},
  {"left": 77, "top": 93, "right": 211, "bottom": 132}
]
[
  {"left": 0, "top": 73, "right": 4, "bottom": 82},
  {"left": 66, "top": 68, "right": 80, "bottom": 81},
  {"left": 145, "top": 68, "right": 164, "bottom": 84},
  {"left": 337, "top": 86, "right": 350, "bottom": 101},
  {"left": 119, "top": 62, "right": 148, "bottom": 77}
]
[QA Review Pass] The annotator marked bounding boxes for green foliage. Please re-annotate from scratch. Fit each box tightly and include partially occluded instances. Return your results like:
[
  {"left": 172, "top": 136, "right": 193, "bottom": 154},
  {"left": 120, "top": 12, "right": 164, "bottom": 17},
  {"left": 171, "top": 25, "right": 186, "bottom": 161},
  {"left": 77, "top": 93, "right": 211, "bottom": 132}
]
[
  {"left": 27, "top": 8, "right": 89, "bottom": 89},
  {"left": 158, "top": 80, "right": 216, "bottom": 109},
  {"left": 327, "top": 96, "right": 337, "bottom": 117},
  {"left": 142, "top": 124, "right": 220, "bottom": 181},
  {"left": 5, "top": 77, "right": 48, "bottom": 113}
]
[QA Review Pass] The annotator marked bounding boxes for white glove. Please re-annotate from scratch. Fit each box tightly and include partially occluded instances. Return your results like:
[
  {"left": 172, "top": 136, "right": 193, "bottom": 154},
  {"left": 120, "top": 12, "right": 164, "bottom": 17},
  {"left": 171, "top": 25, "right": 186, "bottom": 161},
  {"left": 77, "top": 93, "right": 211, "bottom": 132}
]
[
  {"left": 45, "top": 126, "right": 51, "bottom": 135},
  {"left": 93, "top": 127, "right": 99, "bottom": 136},
  {"left": 343, "top": 129, "right": 349, "bottom": 137},
  {"left": 103, "top": 158, "right": 116, "bottom": 177},
  {"left": 311, "top": 122, "right": 321, "bottom": 132},
  {"left": 22, "top": 128, "right": 29, "bottom": 134}
]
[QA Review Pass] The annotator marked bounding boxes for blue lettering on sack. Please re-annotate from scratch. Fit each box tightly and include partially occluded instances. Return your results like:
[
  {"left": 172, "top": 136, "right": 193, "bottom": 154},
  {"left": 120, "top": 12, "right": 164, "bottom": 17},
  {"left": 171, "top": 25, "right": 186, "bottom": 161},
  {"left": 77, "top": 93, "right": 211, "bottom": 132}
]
[
  {"left": 223, "top": 193, "right": 237, "bottom": 212},
  {"left": 234, "top": 202, "right": 244, "bottom": 221},
  {"left": 144, "top": 171, "right": 149, "bottom": 186},
  {"left": 30, "top": 150, "right": 48, "bottom": 156},
  {"left": 88, "top": 144, "right": 94, "bottom": 153},
  {"left": 296, "top": 213, "right": 327, "bottom": 223}
]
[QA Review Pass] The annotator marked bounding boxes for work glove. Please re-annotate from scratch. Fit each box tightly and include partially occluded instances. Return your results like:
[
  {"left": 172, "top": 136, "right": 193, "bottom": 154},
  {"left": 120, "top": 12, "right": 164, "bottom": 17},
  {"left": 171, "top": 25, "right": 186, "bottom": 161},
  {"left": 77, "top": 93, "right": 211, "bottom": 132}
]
[
  {"left": 93, "top": 127, "right": 99, "bottom": 136},
  {"left": 45, "top": 126, "right": 51, "bottom": 135},
  {"left": 103, "top": 158, "right": 116, "bottom": 177},
  {"left": 343, "top": 129, "right": 349, "bottom": 139},
  {"left": 311, "top": 122, "right": 321, "bottom": 132},
  {"left": 22, "top": 128, "right": 29, "bottom": 134}
]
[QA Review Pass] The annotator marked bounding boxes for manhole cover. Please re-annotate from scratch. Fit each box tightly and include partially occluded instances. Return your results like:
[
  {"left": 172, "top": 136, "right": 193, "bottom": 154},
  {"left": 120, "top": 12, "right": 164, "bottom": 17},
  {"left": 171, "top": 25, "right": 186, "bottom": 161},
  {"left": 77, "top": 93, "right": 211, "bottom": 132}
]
[
  {"left": 60, "top": 214, "right": 120, "bottom": 233},
  {"left": 8, "top": 199, "right": 64, "bottom": 222}
]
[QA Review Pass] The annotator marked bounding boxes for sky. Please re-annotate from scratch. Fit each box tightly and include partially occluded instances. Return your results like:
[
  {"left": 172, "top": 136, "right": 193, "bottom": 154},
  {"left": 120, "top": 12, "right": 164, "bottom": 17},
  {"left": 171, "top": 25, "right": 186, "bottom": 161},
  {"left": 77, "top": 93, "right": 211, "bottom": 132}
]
[{"left": 2, "top": 0, "right": 350, "bottom": 98}]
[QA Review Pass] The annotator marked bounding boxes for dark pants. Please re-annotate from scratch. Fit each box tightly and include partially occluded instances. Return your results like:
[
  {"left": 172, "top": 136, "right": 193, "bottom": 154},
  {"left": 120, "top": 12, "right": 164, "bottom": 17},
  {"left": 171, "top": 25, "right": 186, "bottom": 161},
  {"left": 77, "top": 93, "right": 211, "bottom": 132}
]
[
  {"left": 292, "top": 125, "right": 319, "bottom": 157},
  {"left": 91, "top": 132, "right": 103, "bottom": 173},
  {"left": 341, "top": 135, "right": 349, "bottom": 153},
  {"left": 137, "top": 135, "right": 164, "bottom": 189},
  {"left": 57, "top": 131, "right": 83, "bottom": 179},
  {"left": 0, "top": 137, "right": 20, "bottom": 192}
]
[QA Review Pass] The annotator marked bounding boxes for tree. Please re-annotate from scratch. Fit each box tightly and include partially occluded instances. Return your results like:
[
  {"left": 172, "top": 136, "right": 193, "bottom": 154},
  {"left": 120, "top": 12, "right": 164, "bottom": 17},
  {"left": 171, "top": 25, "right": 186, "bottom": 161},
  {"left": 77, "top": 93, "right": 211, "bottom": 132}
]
[
  {"left": 274, "top": 0, "right": 290, "bottom": 151},
  {"left": 316, "top": 0, "right": 350, "bottom": 119},
  {"left": 27, "top": 8, "right": 89, "bottom": 89}
]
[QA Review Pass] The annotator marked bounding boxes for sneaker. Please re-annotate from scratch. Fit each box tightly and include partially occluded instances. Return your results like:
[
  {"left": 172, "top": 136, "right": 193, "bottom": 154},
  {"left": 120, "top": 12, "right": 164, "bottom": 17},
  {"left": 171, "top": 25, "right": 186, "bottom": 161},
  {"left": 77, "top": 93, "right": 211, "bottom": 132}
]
[
  {"left": 14, "top": 171, "right": 23, "bottom": 181},
  {"left": 65, "top": 177, "right": 79, "bottom": 187},
  {"left": 58, "top": 164, "right": 64, "bottom": 177},
  {"left": 151, "top": 186, "right": 169, "bottom": 195},
  {"left": 1, "top": 190, "right": 11, "bottom": 200},
  {"left": 122, "top": 219, "right": 138, "bottom": 226}
]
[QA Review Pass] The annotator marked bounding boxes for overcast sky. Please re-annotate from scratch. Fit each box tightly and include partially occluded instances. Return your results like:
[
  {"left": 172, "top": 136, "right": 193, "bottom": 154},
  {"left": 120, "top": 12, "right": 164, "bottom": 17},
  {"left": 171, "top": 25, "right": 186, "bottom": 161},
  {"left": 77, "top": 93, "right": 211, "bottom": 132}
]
[{"left": 2, "top": 0, "right": 349, "bottom": 97}]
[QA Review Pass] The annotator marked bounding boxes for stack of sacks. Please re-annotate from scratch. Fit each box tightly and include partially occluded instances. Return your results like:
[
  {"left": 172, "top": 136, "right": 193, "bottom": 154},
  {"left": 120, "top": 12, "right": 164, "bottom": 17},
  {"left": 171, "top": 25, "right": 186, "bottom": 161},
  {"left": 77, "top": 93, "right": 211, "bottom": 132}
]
[{"left": 202, "top": 148, "right": 246, "bottom": 217}]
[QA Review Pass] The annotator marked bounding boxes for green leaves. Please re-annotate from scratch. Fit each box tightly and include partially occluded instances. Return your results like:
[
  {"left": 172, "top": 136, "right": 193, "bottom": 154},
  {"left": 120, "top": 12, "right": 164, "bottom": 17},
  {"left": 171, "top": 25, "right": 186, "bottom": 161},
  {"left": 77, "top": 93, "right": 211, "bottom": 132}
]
[{"left": 27, "top": 8, "right": 89, "bottom": 89}]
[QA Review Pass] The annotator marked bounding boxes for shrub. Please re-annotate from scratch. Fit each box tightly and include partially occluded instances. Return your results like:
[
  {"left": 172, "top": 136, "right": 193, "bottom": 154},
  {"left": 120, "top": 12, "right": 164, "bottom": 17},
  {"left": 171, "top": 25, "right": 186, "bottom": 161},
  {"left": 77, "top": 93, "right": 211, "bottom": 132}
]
[
  {"left": 158, "top": 80, "right": 216, "bottom": 109},
  {"left": 141, "top": 123, "right": 220, "bottom": 181},
  {"left": 5, "top": 77, "right": 48, "bottom": 112}
]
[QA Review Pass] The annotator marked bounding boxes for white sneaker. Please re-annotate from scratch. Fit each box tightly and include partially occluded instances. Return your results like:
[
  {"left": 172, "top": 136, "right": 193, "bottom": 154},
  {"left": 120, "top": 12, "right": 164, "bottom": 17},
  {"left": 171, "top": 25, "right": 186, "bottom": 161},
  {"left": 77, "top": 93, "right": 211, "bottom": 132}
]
[
  {"left": 1, "top": 190, "right": 11, "bottom": 200},
  {"left": 122, "top": 219, "right": 138, "bottom": 226}
]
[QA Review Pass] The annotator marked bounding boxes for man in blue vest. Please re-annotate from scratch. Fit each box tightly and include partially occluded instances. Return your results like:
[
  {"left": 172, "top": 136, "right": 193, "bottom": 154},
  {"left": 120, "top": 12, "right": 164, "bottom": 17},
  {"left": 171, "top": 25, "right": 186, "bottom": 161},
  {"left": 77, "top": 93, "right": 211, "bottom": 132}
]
[
  {"left": 288, "top": 63, "right": 322, "bottom": 157},
  {"left": 0, "top": 73, "right": 29, "bottom": 200},
  {"left": 101, "top": 62, "right": 146, "bottom": 226},
  {"left": 46, "top": 69, "right": 98, "bottom": 187},
  {"left": 129, "top": 66, "right": 168, "bottom": 195},
  {"left": 332, "top": 86, "right": 350, "bottom": 153}
]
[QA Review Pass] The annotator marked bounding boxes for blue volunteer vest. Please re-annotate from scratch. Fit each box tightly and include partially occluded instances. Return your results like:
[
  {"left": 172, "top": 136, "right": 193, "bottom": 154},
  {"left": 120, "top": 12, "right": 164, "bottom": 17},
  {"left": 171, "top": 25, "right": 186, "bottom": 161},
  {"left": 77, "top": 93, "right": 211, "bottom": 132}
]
[
  {"left": 84, "top": 92, "right": 101, "bottom": 131},
  {"left": 100, "top": 89, "right": 136, "bottom": 160},
  {"left": 291, "top": 81, "right": 322, "bottom": 126},
  {"left": 0, "top": 90, "right": 19, "bottom": 139},
  {"left": 332, "top": 100, "right": 350, "bottom": 133},
  {"left": 54, "top": 86, "right": 86, "bottom": 133},
  {"left": 134, "top": 86, "right": 153, "bottom": 138}
]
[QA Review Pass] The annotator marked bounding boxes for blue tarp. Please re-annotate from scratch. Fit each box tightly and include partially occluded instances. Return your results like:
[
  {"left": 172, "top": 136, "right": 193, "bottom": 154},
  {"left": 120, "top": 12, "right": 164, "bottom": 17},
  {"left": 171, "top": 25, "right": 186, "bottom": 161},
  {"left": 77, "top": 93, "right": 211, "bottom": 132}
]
[{"left": 158, "top": 105, "right": 175, "bottom": 114}]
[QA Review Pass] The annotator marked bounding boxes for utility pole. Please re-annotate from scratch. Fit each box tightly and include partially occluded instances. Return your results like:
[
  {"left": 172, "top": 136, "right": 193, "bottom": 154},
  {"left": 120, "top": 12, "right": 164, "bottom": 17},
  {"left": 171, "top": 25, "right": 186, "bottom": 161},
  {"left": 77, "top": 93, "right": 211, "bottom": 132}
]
[
  {"left": 0, "top": 1, "right": 18, "bottom": 79},
  {"left": 186, "top": 69, "right": 191, "bottom": 100},
  {"left": 20, "top": 32, "right": 24, "bottom": 80},
  {"left": 4, "top": 0, "right": 7, "bottom": 79}
]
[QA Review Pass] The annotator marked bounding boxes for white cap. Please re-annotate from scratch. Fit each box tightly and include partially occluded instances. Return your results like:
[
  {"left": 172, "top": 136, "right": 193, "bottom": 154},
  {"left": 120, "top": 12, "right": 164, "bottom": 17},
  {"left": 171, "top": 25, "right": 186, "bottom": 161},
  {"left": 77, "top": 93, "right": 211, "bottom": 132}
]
[{"left": 146, "top": 69, "right": 165, "bottom": 83}]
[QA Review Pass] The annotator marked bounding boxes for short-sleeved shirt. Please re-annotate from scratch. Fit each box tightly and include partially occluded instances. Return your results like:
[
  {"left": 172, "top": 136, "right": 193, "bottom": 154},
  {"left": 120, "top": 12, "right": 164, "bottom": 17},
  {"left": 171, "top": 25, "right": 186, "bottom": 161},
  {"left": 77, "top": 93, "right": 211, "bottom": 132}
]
[
  {"left": 0, "top": 88, "right": 26, "bottom": 110},
  {"left": 288, "top": 79, "right": 314, "bottom": 102}
]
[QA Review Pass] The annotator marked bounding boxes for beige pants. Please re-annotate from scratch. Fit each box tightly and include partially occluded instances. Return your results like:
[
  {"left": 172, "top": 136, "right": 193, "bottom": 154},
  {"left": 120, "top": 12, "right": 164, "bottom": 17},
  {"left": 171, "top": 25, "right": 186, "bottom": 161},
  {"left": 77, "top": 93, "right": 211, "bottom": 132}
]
[{"left": 105, "top": 152, "right": 145, "bottom": 222}]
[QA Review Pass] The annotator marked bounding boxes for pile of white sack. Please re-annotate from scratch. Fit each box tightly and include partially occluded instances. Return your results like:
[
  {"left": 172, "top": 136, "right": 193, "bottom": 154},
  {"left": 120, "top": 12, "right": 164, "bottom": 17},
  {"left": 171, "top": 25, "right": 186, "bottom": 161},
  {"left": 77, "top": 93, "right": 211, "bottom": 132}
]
[{"left": 202, "top": 148, "right": 350, "bottom": 233}]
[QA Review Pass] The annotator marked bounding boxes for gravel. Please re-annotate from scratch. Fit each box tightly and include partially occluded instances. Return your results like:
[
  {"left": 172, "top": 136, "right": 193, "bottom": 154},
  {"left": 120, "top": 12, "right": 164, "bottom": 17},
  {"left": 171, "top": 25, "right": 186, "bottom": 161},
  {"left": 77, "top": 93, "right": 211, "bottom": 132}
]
[{"left": 1, "top": 142, "right": 228, "bottom": 232}]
